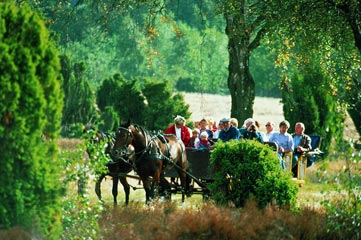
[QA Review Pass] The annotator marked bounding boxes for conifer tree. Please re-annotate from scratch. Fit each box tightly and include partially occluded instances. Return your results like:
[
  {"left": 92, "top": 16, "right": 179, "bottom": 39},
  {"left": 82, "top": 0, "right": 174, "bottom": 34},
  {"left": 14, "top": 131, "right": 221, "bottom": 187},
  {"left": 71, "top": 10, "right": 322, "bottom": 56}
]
[{"left": 0, "top": 3, "right": 63, "bottom": 238}]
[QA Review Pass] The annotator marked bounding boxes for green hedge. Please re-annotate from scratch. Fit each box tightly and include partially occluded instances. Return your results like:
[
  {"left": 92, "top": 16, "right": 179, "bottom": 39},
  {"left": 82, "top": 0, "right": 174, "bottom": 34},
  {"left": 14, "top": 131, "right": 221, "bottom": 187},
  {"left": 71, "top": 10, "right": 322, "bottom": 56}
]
[{"left": 209, "top": 140, "right": 298, "bottom": 209}]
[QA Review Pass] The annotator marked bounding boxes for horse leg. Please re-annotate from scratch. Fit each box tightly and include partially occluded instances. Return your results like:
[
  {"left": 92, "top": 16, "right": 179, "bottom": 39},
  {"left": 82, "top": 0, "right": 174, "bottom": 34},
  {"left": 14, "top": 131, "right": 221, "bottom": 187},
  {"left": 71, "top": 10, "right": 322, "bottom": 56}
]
[
  {"left": 95, "top": 174, "right": 105, "bottom": 202},
  {"left": 141, "top": 176, "right": 152, "bottom": 203},
  {"left": 152, "top": 166, "right": 162, "bottom": 200},
  {"left": 177, "top": 167, "right": 188, "bottom": 202},
  {"left": 119, "top": 176, "right": 130, "bottom": 205},
  {"left": 112, "top": 175, "right": 119, "bottom": 205}
]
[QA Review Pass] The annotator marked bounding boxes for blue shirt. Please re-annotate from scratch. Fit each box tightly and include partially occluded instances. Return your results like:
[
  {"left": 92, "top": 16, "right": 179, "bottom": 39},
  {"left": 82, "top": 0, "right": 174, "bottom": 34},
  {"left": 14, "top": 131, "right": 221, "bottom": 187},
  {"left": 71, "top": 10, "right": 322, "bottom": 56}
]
[
  {"left": 269, "top": 132, "right": 294, "bottom": 152},
  {"left": 218, "top": 125, "right": 240, "bottom": 142},
  {"left": 293, "top": 135, "right": 301, "bottom": 147}
]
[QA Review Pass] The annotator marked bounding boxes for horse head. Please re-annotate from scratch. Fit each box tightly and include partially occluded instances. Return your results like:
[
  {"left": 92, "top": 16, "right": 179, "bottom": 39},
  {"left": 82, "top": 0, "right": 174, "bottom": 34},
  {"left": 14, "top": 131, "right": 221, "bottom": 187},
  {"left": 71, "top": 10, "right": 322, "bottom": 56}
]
[{"left": 111, "top": 125, "right": 134, "bottom": 160}]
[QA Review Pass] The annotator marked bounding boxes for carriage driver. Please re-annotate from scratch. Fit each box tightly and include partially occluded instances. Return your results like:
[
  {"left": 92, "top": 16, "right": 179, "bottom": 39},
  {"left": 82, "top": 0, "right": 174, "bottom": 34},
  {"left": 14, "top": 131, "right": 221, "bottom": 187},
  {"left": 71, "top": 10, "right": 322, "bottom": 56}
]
[{"left": 164, "top": 115, "right": 191, "bottom": 146}]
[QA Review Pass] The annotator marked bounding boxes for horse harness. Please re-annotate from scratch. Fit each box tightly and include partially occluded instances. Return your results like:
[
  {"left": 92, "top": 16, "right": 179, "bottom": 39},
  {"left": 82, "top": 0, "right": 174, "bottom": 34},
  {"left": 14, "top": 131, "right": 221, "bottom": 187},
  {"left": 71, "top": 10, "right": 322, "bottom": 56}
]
[{"left": 116, "top": 126, "right": 177, "bottom": 170}]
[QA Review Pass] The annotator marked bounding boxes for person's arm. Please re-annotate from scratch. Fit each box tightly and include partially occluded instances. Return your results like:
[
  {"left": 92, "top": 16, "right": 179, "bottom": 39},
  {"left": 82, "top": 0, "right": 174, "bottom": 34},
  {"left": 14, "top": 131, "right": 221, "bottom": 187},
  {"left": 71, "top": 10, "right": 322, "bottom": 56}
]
[
  {"left": 286, "top": 135, "right": 294, "bottom": 153},
  {"left": 164, "top": 125, "right": 173, "bottom": 134},
  {"left": 182, "top": 126, "right": 191, "bottom": 146},
  {"left": 256, "top": 132, "right": 264, "bottom": 144},
  {"left": 299, "top": 135, "right": 312, "bottom": 152}
]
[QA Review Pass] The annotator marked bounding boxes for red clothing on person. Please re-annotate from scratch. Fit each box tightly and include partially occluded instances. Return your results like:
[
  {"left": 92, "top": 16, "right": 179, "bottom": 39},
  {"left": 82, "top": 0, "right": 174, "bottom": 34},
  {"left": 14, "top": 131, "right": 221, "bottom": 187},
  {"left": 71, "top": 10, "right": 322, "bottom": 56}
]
[{"left": 164, "top": 124, "right": 191, "bottom": 146}]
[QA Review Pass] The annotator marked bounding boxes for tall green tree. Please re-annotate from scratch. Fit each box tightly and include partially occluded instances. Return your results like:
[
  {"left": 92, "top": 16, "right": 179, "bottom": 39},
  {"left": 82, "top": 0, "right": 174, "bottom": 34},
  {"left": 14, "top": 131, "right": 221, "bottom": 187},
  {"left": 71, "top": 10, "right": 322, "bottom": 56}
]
[
  {"left": 282, "top": 63, "right": 345, "bottom": 155},
  {"left": 97, "top": 74, "right": 146, "bottom": 125},
  {"left": 142, "top": 80, "right": 191, "bottom": 130},
  {"left": 61, "top": 60, "right": 98, "bottom": 132},
  {"left": 0, "top": 2, "right": 63, "bottom": 239}
]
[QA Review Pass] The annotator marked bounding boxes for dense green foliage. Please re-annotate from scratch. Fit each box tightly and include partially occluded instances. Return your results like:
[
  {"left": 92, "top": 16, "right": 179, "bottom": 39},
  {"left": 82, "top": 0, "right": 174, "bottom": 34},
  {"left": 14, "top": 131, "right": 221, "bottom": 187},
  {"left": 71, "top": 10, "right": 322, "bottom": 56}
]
[
  {"left": 210, "top": 140, "right": 298, "bottom": 208},
  {"left": 282, "top": 63, "right": 345, "bottom": 156},
  {"left": 61, "top": 56, "right": 98, "bottom": 137},
  {"left": 97, "top": 74, "right": 191, "bottom": 131},
  {"left": 0, "top": 2, "right": 63, "bottom": 239},
  {"left": 142, "top": 80, "right": 191, "bottom": 130},
  {"left": 266, "top": 0, "right": 361, "bottom": 137}
]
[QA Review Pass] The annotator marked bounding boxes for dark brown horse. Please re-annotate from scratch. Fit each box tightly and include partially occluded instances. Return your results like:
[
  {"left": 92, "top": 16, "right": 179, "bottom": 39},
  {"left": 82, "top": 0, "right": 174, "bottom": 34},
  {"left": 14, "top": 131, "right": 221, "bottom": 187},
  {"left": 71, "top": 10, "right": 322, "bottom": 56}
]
[
  {"left": 112, "top": 122, "right": 188, "bottom": 203},
  {"left": 86, "top": 130, "right": 134, "bottom": 205}
]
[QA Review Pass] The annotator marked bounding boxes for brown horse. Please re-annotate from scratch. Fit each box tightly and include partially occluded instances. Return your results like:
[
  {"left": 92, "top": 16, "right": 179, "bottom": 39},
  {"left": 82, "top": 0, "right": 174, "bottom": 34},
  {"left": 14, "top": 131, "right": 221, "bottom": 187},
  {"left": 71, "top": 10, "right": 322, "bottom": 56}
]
[
  {"left": 112, "top": 122, "right": 188, "bottom": 203},
  {"left": 86, "top": 130, "right": 134, "bottom": 205}
]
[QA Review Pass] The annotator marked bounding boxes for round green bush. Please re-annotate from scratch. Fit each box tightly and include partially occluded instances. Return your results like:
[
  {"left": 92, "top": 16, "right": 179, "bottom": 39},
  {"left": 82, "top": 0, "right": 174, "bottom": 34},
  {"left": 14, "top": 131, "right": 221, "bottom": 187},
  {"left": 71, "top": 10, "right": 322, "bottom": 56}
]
[{"left": 209, "top": 139, "right": 298, "bottom": 209}]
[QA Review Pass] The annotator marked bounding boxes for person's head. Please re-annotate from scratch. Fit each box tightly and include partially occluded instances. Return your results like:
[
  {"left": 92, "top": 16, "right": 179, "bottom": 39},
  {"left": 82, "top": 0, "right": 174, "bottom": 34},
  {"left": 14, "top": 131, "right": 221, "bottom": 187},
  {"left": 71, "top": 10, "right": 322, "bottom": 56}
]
[
  {"left": 218, "top": 121, "right": 225, "bottom": 130},
  {"left": 200, "top": 131, "right": 208, "bottom": 140},
  {"left": 279, "top": 120, "right": 290, "bottom": 134},
  {"left": 220, "top": 118, "right": 231, "bottom": 129},
  {"left": 230, "top": 118, "right": 238, "bottom": 128},
  {"left": 265, "top": 121, "right": 275, "bottom": 133},
  {"left": 199, "top": 118, "right": 208, "bottom": 130},
  {"left": 192, "top": 128, "right": 200, "bottom": 137},
  {"left": 174, "top": 115, "right": 185, "bottom": 128},
  {"left": 243, "top": 118, "right": 255, "bottom": 128},
  {"left": 294, "top": 122, "right": 305, "bottom": 136}
]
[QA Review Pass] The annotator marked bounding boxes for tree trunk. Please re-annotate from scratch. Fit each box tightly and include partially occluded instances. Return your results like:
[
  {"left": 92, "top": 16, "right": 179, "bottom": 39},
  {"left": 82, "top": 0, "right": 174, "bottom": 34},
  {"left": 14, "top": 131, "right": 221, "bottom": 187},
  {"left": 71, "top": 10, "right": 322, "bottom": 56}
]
[
  {"left": 347, "top": 77, "right": 361, "bottom": 139},
  {"left": 225, "top": 13, "right": 255, "bottom": 125},
  {"left": 341, "top": 2, "right": 361, "bottom": 137}
]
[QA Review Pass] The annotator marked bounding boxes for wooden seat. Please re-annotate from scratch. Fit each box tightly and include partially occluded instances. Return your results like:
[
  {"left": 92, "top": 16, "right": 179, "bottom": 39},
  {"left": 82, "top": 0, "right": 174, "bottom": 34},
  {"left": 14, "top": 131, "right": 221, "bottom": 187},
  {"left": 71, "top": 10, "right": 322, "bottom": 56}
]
[
  {"left": 294, "top": 135, "right": 323, "bottom": 186},
  {"left": 282, "top": 152, "right": 293, "bottom": 172}
]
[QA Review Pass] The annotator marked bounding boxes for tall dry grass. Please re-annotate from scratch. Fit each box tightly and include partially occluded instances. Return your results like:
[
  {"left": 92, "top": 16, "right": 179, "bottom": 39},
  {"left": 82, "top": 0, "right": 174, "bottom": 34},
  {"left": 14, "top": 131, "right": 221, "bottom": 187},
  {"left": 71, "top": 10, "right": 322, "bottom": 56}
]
[{"left": 98, "top": 200, "right": 329, "bottom": 240}]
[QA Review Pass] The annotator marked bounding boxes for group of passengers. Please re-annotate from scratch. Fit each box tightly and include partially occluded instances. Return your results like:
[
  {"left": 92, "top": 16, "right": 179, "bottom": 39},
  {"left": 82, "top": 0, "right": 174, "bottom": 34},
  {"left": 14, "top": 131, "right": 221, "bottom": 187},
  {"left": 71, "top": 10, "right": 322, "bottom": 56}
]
[{"left": 164, "top": 115, "right": 313, "bottom": 177}]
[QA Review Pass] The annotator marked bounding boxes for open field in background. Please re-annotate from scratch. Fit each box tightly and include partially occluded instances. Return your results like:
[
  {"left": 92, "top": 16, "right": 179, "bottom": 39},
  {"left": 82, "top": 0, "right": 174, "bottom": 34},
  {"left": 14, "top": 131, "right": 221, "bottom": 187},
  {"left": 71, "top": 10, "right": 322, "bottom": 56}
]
[
  {"left": 182, "top": 92, "right": 360, "bottom": 140},
  {"left": 183, "top": 93, "right": 284, "bottom": 133}
]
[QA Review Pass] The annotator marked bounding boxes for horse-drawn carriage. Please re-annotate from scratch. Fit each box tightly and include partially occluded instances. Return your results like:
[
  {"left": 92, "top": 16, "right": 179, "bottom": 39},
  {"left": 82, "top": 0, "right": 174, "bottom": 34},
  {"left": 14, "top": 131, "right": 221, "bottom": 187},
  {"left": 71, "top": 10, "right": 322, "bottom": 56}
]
[{"left": 92, "top": 123, "right": 323, "bottom": 204}]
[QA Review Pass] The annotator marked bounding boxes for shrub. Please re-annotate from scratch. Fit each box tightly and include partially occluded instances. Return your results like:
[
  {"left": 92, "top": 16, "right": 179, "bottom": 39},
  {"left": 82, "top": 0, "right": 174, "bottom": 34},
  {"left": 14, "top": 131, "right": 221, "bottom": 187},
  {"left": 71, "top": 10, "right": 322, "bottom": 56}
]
[
  {"left": 0, "top": 2, "right": 63, "bottom": 239},
  {"left": 209, "top": 140, "right": 298, "bottom": 209}
]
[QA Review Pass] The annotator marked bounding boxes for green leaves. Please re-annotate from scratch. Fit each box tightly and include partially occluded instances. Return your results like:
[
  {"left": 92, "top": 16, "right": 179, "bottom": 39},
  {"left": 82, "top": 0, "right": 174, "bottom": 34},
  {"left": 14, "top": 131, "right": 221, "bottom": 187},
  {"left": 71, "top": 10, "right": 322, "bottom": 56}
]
[
  {"left": 0, "top": 2, "right": 63, "bottom": 238},
  {"left": 210, "top": 140, "right": 298, "bottom": 208}
]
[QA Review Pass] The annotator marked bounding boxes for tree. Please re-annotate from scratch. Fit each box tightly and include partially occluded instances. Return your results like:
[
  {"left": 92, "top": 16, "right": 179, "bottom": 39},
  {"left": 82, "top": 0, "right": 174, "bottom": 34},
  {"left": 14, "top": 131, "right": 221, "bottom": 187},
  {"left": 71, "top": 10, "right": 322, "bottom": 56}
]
[
  {"left": 266, "top": 0, "right": 361, "bottom": 137},
  {"left": 61, "top": 59, "right": 98, "bottom": 137},
  {"left": 282, "top": 63, "right": 345, "bottom": 155},
  {"left": 0, "top": 2, "right": 63, "bottom": 238},
  {"left": 97, "top": 74, "right": 146, "bottom": 125},
  {"left": 142, "top": 80, "right": 191, "bottom": 130}
]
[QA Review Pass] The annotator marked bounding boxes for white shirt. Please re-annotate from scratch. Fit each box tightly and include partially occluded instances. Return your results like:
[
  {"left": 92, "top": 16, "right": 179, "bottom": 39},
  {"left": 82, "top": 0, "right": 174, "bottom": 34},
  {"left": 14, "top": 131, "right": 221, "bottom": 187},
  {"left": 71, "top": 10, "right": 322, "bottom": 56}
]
[{"left": 175, "top": 126, "right": 182, "bottom": 140}]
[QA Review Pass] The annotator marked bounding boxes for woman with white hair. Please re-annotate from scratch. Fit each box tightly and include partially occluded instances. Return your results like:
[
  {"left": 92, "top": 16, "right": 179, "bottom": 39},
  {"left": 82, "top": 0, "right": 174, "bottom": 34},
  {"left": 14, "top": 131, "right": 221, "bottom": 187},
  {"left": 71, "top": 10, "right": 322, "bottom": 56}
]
[{"left": 164, "top": 115, "right": 191, "bottom": 146}]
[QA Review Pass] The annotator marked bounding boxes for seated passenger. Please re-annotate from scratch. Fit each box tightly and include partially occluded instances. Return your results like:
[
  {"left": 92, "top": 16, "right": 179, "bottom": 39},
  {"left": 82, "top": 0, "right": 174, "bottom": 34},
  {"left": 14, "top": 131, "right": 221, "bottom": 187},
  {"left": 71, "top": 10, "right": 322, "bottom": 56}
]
[
  {"left": 199, "top": 118, "right": 213, "bottom": 140},
  {"left": 218, "top": 118, "right": 240, "bottom": 142},
  {"left": 292, "top": 122, "right": 312, "bottom": 176},
  {"left": 213, "top": 120, "right": 224, "bottom": 141},
  {"left": 269, "top": 120, "right": 294, "bottom": 169},
  {"left": 164, "top": 115, "right": 191, "bottom": 146},
  {"left": 230, "top": 118, "right": 239, "bottom": 128},
  {"left": 239, "top": 118, "right": 264, "bottom": 143},
  {"left": 195, "top": 131, "right": 211, "bottom": 150},
  {"left": 263, "top": 121, "right": 276, "bottom": 141},
  {"left": 187, "top": 128, "right": 200, "bottom": 148}
]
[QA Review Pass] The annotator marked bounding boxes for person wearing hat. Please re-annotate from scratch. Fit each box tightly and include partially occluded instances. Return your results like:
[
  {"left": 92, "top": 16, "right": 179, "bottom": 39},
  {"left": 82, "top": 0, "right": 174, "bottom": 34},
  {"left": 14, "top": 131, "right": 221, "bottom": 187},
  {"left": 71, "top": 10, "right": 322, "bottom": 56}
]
[
  {"left": 218, "top": 117, "right": 240, "bottom": 142},
  {"left": 164, "top": 115, "right": 191, "bottom": 146}
]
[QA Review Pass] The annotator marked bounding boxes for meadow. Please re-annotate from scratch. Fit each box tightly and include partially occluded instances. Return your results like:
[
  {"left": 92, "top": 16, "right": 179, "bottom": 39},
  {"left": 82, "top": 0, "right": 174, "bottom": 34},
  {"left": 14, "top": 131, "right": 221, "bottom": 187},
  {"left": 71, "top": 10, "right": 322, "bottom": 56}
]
[
  {"left": 3, "top": 95, "right": 358, "bottom": 239},
  {"left": 56, "top": 94, "right": 359, "bottom": 239}
]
